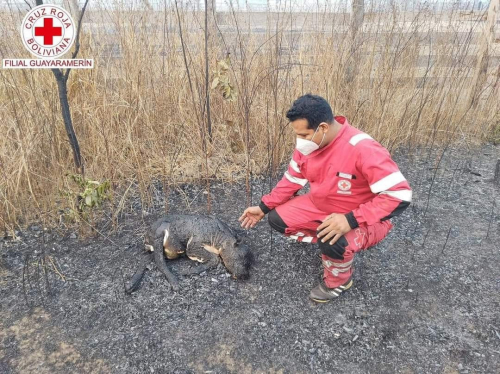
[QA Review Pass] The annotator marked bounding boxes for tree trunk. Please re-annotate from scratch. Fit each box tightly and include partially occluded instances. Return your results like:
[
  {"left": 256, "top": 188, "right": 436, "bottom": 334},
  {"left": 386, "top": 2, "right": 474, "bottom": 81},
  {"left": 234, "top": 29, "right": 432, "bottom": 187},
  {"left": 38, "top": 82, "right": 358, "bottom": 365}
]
[
  {"left": 207, "top": 0, "right": 216, "bottom": 16},
  {"left": 35, "top": 0, "right": 85, "bottom": 175},
  {"left": 205, "top": 0, "right": 212, "bottom": 142},
  {"left": 54, "top": 72, "right": 84, "bottom": 174},
  {"left": 351, "top": 0, "right": 365, "bottom": 39},
  {"left": 468, "top": 0, "right": 499, "bottom": 107},
  {"left": 345, "top": 0, "right": 364, "bottom": 84}
]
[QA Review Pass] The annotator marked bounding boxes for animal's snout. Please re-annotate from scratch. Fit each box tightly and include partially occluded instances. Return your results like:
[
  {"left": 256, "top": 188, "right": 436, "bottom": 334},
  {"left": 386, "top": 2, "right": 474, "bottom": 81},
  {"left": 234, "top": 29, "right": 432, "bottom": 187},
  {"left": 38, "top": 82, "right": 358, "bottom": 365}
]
[{"left": 220, "top": 243, "right": 253, "bottom": 280}]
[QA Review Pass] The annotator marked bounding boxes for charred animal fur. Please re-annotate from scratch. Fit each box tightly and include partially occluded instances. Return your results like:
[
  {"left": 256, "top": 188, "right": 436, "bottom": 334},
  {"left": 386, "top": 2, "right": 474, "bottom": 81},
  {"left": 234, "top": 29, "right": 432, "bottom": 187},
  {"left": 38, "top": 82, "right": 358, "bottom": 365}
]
[{"left": 125, "top": 215, "right": 253, "bottom": 294}]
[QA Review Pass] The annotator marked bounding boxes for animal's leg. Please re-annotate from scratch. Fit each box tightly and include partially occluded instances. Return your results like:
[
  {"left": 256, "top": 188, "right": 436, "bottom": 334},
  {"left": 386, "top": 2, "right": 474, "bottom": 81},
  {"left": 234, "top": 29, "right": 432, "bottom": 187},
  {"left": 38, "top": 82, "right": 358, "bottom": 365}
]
[
  {"left": 125, "top": 252, "right": 153, "bottom": 294},
  {"left": 161, "top": 223, "right": 186, "bottom": 260},
  {"left": 154, "top": 231, "right": 180, "bottom": 291},
  {"left": 180, "top": 253, "right": 220, "bottom": 276}
]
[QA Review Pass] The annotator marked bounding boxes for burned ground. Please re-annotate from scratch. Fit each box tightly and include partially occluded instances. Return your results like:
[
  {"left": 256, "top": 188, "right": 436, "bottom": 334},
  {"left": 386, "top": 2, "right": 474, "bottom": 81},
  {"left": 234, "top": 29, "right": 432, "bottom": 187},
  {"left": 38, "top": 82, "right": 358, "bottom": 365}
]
[{"left": 1, "top": 144, "right": 499, "bottom": 374}]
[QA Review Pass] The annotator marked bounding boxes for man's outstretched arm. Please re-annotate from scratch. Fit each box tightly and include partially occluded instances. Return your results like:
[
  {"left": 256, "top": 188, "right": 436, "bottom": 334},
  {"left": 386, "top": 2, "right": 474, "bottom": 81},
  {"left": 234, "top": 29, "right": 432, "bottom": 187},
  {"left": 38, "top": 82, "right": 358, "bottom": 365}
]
[
  {"left": 259, "top": 150, "right": 308, "bottom": 214},
  {"left": 240, "top": 150, "right": 307, "bottom": 229}
]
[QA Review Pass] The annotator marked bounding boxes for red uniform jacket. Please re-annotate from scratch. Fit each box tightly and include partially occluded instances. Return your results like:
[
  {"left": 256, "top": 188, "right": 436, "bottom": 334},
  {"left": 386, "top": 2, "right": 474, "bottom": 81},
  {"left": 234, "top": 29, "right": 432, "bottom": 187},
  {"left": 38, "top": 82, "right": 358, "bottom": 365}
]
[{"left": 259, "top": 116, "right": 412, "bottom": 228}]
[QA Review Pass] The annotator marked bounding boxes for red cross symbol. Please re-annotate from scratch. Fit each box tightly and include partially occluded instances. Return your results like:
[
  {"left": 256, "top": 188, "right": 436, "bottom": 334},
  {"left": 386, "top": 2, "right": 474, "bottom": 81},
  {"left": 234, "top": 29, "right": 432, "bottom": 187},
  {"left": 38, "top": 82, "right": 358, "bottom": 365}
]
[
  {"left": 339, "top": 181, "right": 350, "bottom": 190},
  {"left": 35, "top": 18, "right": 62, "bottom": 45}
]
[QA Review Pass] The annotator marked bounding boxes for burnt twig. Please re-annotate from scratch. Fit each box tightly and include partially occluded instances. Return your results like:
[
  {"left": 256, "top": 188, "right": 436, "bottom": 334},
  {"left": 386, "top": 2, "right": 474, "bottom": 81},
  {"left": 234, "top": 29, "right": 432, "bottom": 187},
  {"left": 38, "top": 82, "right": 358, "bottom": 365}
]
[
  {"left": 22, "top": 254, "right": 32, "bottom": 308},
  {"left": 441, "top": 227, "right": 453, "bottom": 255},
  {"left": 485, "top": 198, "right": 496, "bottom": 240}
]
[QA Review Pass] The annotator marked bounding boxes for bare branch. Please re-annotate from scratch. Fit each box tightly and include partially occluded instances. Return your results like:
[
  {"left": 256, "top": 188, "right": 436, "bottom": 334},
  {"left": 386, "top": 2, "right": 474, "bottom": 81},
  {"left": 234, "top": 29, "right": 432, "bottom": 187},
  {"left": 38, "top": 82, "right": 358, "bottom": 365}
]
[
  {"left": 64, "top": 0, "right": 90, "bottom": 81},
  {"left": 173, "top": 0, "right": 204, "bottom": 147},
  {"left": 51, "top": 67, "right": 63, "bottom": 81}
]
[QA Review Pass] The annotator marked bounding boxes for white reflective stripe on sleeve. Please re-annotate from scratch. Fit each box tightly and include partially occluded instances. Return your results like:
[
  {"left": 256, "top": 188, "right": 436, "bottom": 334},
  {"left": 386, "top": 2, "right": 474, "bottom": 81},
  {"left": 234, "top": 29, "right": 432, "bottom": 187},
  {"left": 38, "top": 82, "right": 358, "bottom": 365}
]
[
  {"left": 284, "top": 171, "right": 308, "bottom": 186},
  {"left": 379, "top": 189, "right": 412, "bottom": 202},
  {"left": 349, "top": 133, "right": 373, "bottom": 146},
  {"left": 370, "top": 171, "right": 406, "bottom": 193},
  {"left": 290, "top": 159, "right": 300, "bottom": 173},
  {"left": 290, "top": 235, "right": 299, "bottom": 240},
  {"left": 302, "top": 236, "right": 314, "bottom": 243}
]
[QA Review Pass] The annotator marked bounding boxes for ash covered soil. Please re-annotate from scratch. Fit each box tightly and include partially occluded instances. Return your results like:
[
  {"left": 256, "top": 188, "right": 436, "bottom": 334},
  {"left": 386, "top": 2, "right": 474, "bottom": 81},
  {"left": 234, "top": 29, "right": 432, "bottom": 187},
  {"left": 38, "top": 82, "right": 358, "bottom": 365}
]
[{"left": 1, "top": 144, "right": 500, "bottom": 374}]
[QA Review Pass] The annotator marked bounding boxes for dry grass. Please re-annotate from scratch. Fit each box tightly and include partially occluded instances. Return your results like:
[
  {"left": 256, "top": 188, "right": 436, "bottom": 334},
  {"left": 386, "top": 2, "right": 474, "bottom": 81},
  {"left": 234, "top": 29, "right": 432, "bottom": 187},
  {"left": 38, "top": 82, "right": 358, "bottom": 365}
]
[{"left": 0, "top": 1, "right": 499, "bottom": 233}]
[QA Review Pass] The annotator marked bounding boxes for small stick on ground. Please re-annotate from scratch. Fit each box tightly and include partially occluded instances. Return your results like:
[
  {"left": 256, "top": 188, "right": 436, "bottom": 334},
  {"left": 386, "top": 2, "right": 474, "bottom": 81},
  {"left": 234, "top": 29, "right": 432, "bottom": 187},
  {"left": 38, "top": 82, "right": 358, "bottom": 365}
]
[
  {"left": 441, "top": 226, "right": 453, "bottom": 255},
  {"left": 484, "top": 198, "right": 496, "bottom": 240},
  {"left": 22, "top": 254, "right": 32, "bottom": 308},
  {"left": 49, "top": 256, "right": 66, "bottom": 282},
  {"left": 493, "top": 159, "right": 500, "bottom": 186}
]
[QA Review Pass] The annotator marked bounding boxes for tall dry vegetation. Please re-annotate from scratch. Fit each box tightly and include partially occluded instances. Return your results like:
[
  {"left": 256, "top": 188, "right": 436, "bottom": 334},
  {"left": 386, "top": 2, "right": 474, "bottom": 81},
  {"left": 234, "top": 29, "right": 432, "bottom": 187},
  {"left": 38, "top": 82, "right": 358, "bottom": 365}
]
[{"left": 0, "top": 1, "right": 499, "bottom": 233}]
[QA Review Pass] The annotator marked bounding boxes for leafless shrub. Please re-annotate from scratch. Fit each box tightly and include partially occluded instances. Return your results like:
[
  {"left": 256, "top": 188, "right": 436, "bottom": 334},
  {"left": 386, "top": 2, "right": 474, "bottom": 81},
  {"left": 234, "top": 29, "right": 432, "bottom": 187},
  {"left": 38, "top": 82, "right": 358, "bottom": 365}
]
[{"left": 0, "top": 0, "right": 498, "bottom": 232}]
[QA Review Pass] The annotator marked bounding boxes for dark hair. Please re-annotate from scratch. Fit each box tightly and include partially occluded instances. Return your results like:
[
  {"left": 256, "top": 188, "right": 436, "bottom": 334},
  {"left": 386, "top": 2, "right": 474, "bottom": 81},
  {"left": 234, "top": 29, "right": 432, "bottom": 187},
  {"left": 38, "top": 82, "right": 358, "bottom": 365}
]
[{"left": 286, "top": 94, "right": 334, "bottom": 129}]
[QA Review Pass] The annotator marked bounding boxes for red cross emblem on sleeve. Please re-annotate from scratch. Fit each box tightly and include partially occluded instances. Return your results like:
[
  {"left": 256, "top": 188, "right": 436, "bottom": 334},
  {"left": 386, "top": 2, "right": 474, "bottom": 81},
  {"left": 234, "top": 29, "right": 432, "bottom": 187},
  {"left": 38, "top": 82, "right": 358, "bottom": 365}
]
[{"left": 338, "top": 180, "right": 351, "bottom": 191}]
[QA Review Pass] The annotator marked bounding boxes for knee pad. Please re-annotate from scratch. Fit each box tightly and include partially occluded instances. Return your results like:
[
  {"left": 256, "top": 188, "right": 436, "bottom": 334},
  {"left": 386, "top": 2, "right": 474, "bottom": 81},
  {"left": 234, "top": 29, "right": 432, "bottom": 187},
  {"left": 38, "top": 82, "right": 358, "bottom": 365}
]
[
  {"left": 318, "top": 235, "right": 349, "bottom": 260},
  {"left": 268, "top": 209, "right": 288, "bottom": 234}
]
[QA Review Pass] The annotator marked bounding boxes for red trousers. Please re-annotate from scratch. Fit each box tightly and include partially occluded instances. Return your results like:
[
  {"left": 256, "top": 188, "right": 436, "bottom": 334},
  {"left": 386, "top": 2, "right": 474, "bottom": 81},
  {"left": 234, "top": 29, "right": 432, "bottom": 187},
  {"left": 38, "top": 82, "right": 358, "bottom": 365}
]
[{"left": 274, "top": 194, "right": 393, "bottom": 288}]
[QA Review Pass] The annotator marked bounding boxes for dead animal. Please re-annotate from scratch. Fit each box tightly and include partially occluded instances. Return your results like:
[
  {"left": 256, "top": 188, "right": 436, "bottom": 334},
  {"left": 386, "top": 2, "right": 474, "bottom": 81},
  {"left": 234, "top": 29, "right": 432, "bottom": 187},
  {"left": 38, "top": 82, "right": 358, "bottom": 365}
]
[{"left": 125, "top": 214, "right": 253, "bottom": 294}]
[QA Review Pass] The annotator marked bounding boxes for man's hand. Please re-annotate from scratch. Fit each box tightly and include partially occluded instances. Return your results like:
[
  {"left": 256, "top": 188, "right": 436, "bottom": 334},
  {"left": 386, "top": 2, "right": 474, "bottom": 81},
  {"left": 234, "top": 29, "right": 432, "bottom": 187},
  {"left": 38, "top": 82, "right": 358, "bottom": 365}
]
[
  {"left": 316, "top": 213, "right": 351, "bottom": 245},
  {"left": 239, "top": 206, "right": 265, "bottom": 229}
]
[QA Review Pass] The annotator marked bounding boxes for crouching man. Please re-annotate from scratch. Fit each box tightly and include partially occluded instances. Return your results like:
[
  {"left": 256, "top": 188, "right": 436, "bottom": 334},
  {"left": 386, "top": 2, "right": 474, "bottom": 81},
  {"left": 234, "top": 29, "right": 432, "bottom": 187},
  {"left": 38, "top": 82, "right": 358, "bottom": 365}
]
[{"left": 239, "top": 94, "right": 412, "bottom": 303}]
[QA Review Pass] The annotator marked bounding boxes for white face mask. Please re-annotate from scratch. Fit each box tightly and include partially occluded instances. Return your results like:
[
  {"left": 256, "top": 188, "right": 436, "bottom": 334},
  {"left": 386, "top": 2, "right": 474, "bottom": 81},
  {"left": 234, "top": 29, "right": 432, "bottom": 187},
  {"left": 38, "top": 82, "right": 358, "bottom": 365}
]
[{"left": 296, "top": 126, "right": 326, "bottom": 155}]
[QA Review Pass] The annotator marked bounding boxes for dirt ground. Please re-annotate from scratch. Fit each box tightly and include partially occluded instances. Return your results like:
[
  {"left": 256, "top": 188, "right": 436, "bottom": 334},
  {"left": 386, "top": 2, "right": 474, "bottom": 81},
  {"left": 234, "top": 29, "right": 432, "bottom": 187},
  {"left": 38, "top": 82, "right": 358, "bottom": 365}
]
[{"left": 1, "top": 143, "right": 499, "bottom": 374}]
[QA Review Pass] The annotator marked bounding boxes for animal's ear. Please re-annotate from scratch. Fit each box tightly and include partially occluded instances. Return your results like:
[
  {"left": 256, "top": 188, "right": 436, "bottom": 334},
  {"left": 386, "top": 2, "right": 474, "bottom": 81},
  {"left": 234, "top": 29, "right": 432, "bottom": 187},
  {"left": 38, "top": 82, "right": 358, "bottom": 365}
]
[
  {"left": 234, "top": 228, "right": 247, "bottom": 243},
  {"left": 233, "top": 229, "right": 248, "bottom": 238}
]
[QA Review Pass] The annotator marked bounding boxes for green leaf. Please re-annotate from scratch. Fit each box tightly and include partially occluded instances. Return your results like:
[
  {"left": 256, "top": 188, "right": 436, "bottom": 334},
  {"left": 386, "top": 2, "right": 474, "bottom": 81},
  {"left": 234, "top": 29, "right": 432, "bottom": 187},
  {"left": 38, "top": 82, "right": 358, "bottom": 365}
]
[
  {"left": 211, "top": 77, "right": 219, "bottom": 89},
  {"left": 218, "top": 60, "right": 229, "bottom": 70},
  {"left": 85, "top": 195, "right": 92, "bottom": 206}
]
